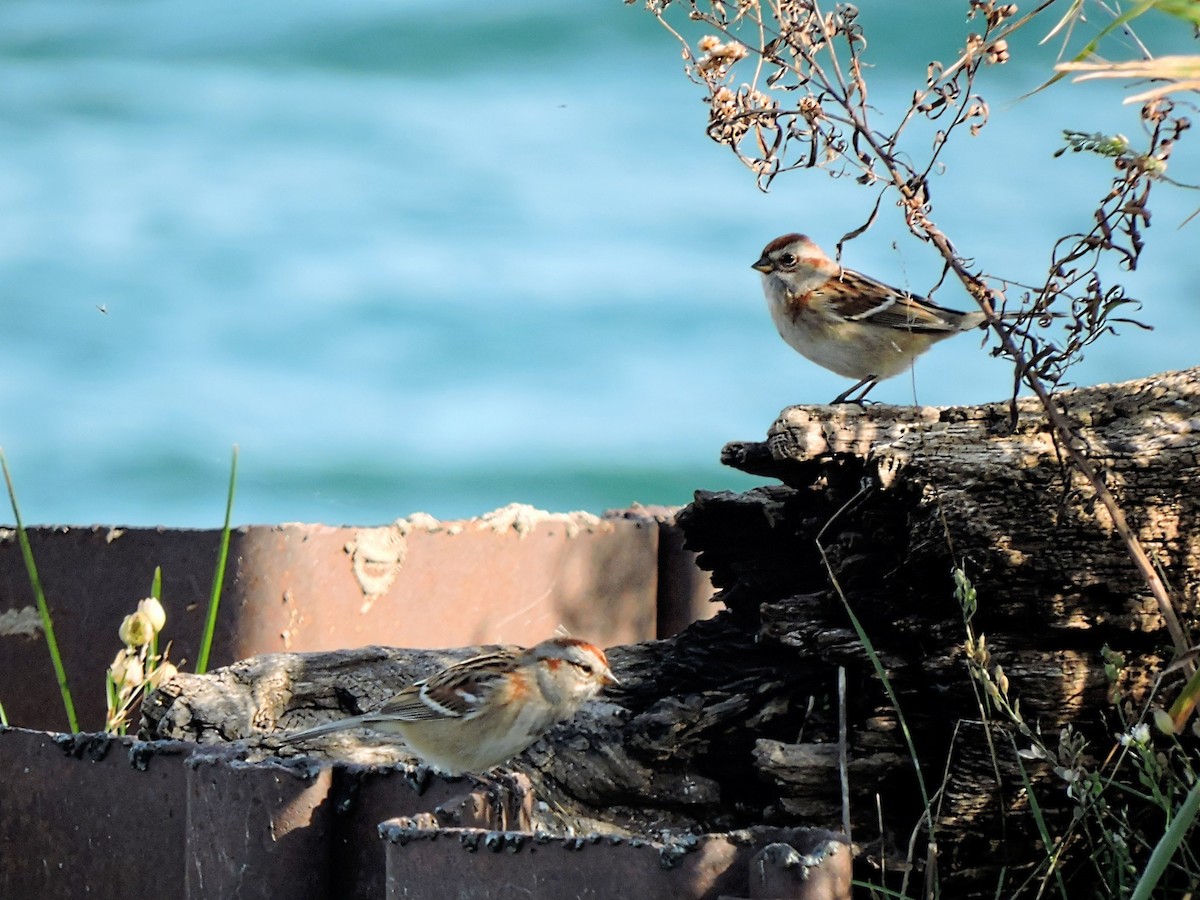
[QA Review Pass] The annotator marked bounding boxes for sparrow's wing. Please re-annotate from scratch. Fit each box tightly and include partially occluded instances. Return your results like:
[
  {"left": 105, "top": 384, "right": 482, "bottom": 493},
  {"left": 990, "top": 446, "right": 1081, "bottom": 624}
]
[
  {"left": 817, "top": 270, "right": 976, "bottom": 333},
  {"left": 375, "top": 647, "right": 524, "bottom": 722}
]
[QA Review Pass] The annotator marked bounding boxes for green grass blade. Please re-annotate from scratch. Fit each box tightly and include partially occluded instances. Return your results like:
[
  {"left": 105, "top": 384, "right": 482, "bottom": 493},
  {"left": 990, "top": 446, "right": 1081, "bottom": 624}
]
[
  {"left": 1028, "top": 0, "right": 1159, "bottom": 96},
  {"left": 833, "top": 584, "right": 931, "bottom": 812},
  {"left": 816, "top": 485, "right": 932, "bottom": 897},
  {"left": 104, "top": 670, "right": 117, "bottom": 734},
  {"left": 195, "top": 446, "right": 237, "bottom": 674},
  {"left": 1, "top": 450, "right": 79, "bottom": 732},
  {"left": 0, "top": 699, "right": 8, "bottom": 727},
  {"left": 1167, "top": 662, "right": 1200, "bottom": 731},
  {"left": 821, "top": 542, "right": 932, "bottom": 898},
  {"left": 149, "top": 565, "right": 162, "bottom": 661},
  {"left": 1129, "top": 780, "right": 1200, "bottom": 900},
  {"left": 1151, "top": 0, "right": 1200, "bottom": 28},
  {"left": 1009, "top": 734, "right": 1070, "bottom": 899}
]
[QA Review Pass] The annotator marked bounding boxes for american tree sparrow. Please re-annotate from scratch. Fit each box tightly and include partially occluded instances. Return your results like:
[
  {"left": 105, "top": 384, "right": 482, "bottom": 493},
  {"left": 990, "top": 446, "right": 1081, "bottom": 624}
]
[
  {"left": 280, "top": 637, "right": 618, "bottom": 775},
  {"left": 753, "top": 233, "right": 987, "bottom": 403}
]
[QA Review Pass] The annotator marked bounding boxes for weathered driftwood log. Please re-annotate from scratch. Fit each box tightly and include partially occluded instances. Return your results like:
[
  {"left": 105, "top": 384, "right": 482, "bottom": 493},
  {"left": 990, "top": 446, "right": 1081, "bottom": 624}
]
[{"left": 143, "top": 368, "right": 1200, "bottom": 897}]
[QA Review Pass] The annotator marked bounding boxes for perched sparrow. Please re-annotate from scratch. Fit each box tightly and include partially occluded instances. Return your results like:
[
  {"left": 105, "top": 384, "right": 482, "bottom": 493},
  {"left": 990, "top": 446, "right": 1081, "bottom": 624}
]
[
  {"left": 280, "top": 637, "right": 618, "bottom": 775},
  {"left": 752, "top": 233, "right": 987, "bottom": 403}
]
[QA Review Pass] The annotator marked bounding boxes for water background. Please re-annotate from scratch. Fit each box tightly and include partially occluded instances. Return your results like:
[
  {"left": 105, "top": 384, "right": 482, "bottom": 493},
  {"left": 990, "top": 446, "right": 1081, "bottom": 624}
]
[{"left": 2, "top": 1, "right": 1198, "bottom": 527}]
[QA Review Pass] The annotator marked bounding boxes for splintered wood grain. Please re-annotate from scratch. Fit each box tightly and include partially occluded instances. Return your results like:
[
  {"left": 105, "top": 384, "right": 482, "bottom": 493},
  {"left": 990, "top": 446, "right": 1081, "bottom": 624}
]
[{"left": 752, "top": 369, "right": 1200, "bottom": 635}]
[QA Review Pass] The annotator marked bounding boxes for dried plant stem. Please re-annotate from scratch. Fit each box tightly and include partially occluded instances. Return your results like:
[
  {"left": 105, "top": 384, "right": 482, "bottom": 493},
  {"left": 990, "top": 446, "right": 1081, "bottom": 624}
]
[
  {"left": 837, "top": 665, "right": 850, "bottom": 842},
  {"left": 837, "top": 105, "right": 1193, "bottom": 662},
  {"left": 925, "top": 223, "right": 1189, "bottom": 661}
]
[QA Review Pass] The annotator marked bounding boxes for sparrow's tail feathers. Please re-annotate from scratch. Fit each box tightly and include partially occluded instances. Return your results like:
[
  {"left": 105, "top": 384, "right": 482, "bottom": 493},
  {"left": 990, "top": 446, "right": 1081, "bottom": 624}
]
[{"left": 278, "top": 714, "right": 368, "bottom": 743}]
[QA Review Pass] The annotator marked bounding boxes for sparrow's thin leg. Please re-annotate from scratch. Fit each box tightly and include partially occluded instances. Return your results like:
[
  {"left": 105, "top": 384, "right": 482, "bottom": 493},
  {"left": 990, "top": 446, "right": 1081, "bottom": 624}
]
[{"left": 831, "top": 375, "right": 877, "bottom": 405}]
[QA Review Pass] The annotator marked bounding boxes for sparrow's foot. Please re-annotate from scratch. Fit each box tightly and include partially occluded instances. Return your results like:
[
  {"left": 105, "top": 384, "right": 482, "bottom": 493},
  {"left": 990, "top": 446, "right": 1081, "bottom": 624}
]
[{"left": 830, "top": 375, "right": 878, "bottom": 405}]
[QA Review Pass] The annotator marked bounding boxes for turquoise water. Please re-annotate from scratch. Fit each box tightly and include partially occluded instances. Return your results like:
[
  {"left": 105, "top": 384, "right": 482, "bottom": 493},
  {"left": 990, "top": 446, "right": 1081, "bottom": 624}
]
[{"left": 1, "top": 1, "right": 1197, "bottom": 527}]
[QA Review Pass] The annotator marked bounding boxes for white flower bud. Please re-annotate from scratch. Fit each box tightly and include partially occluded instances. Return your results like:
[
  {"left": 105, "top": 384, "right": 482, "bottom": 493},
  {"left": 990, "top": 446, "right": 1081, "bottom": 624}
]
[
  {"left": 1151, "top": 707, "right": 1177, "bottom": 736},
  {"left": 138, "top": 596, "right": 167, "bottom": 634},
  {"left": 119, "top": 611, "right": 154, "bottom": 647}
]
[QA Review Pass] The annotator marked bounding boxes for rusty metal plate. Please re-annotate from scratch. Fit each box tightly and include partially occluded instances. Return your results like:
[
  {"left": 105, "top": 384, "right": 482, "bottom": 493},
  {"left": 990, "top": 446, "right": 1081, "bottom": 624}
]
[
  {"left": 184, "top": 750, "right": 334, "bottom": 900},
  {"left": 380, "top": 824, "right": 849, "bottom": 900},
  {"left": 228, "top": 511, "right": 659, "bottom": 658},
  {"left": 0, "top": 726, "right": 507, "bottom": 900},
  {"left": 0, "top": 727, "right": 191, "bottom": 899},
  {"left": 0, "top": 725, "right": 843, "bottom": 900},
  {"left": 0, "top": 509, "right": 705, "bottom": 732}
]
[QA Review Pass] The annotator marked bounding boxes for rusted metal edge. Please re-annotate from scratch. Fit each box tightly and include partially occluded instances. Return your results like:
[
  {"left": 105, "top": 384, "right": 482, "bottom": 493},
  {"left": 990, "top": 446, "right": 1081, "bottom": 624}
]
[
  {"left": 1, "top": 509, "right": 714, "bottom": 732},
  {"left": 4, "top": 723, "right": 850, "bottom": 900},
  {"left": 379, "top": 822, "right": 851, "bottom": 900},
  {"left": 0, "top": 726, "right": 468, "bottom": 900}
]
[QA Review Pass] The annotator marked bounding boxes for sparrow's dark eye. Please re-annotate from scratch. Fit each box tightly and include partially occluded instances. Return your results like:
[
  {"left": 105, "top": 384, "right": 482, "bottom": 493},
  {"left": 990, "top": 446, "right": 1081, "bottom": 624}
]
[{"left": 778, "top": 253, "right": 797, "bottom": 267}]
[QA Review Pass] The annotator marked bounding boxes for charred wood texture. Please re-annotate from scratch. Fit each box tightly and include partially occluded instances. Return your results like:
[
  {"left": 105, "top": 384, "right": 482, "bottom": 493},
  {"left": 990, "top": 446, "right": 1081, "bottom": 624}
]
[{"left": 143, "top": 369, "right": 1200, "bottom": 897}]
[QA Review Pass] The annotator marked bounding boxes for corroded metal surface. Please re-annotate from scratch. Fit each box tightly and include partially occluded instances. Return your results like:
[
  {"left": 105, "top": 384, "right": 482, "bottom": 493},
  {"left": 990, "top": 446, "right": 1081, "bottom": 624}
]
[
  {"left": 228, "top": 511, "right": 659, "bottom": 658},
  {"left": 380, "top": 824, "right": 850, "bottom": 900},
  {"left": 1, "top": 725, "right": 848, "bottom": 899},
  {"left": 0, "top": 726, "right": 493, "bottom": 900},
  {"left": 0, "top": 508, "right": 710, "bottom": 732},
  {"left": 746, "top": 841, "right": 853, "bottom": 899},
  {"left": 184, "top": 750, "right": 334, "bottom": 900},
  {"left": 0, "top": 727, "right": 190, "bottom": 899}
]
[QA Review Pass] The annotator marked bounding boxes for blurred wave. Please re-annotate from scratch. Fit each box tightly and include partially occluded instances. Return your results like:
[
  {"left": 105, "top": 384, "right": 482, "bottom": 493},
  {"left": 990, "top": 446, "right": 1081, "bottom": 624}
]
[{"left": 1, "top": 0, "right": 1197, "bottom": 525}]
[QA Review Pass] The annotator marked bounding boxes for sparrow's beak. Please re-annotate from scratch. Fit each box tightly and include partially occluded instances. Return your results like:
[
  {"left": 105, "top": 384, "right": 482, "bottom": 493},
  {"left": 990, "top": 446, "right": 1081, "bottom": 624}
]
[
  {"left": 751, "top": 254, "right": 773, "bottom": 273},
  {"left": 601, "top": 667, "right": 620, "bottom": 688}
]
